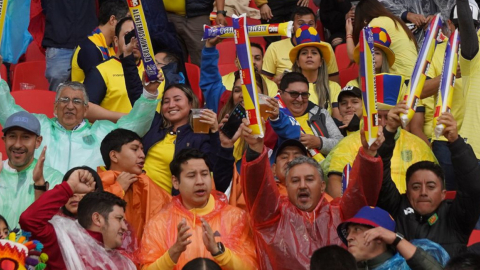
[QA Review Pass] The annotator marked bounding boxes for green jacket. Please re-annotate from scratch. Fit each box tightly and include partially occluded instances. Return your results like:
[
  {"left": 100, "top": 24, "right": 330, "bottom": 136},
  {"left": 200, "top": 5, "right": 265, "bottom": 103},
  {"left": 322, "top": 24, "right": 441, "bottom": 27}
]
[
  {"left": 0, "top": 79, "right": 158, "bottom": 174},
  {"left": 0, "top": 159, "right": 63, "bottom": 227}
]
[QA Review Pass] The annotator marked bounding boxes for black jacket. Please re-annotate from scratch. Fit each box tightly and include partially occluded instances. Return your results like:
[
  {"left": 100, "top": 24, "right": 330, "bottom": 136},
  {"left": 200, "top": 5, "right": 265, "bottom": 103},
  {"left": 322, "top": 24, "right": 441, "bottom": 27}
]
[
  {"left": 376, "top": 129, "right": 480, "bottom": 257},
  {"left": 186, "top": 0, "right": 215, "bottom": 17},
  {"left": 319, "top": 0, "right": 352, "bottom": 42},
  {"left": 41, "top": 0, "right": 97, "bottom": 49}
]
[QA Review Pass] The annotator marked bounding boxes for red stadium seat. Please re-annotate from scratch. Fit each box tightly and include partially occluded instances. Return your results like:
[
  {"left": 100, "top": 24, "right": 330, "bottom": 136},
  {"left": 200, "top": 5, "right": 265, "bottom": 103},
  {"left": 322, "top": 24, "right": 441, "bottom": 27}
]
[
  {"left": 11, "top": 90, "right": 56, "bottom": 118},
  {"left": 1, "top": 64, "right": 7, "bottom": 82},
  {"left": 339, "top": 66, "right": 358, "bottom": 88},
  {"left": 335, "top": 44, "right": 353, "bottom": 70},
  {"left": 335, "top": 44, "right": 359, "bottom": 87},
  {"left": 219, "top": 63, "right": 238, "bottom": 76},
  {"left": 468, "top": 229, "right": 480, "bottom": 246},
  {"left": 12, "top": 61, "right": 49, "bottom": 91},
  {"left": 185, "top": 63, "right": 204, "bottom": 106},
  {"left": 0, "top": 90, "right": 56, "bottom": 159},
  {"left": 217, "top": 41, "right": 237, "bottom": 65},
  {"left": 25, "top": 42, "right": 46, "bottom": 62}
]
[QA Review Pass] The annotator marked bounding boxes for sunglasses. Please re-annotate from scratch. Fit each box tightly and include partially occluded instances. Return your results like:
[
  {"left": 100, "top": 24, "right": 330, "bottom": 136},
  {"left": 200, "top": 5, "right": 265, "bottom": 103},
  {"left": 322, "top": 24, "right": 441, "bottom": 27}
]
[{"left": 282, "top": 90, "right": 310, "bottom": 99}]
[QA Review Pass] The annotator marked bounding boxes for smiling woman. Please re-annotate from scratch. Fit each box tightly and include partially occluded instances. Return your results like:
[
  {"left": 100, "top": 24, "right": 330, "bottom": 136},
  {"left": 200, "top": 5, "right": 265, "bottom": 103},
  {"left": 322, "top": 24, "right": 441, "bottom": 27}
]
[{"left": 142, "top": 84, "right": 221, "bottom": 195}]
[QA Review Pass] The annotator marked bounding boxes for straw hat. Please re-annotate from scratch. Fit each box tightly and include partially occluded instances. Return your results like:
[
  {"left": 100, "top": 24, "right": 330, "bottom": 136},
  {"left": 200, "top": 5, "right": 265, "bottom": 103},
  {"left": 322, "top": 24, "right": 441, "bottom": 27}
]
[
  {"left": 353, "top": 27, "right": 395, "bottom": 68},
  {"left": 289, "top": 24, "right": 332, "bottom": 64}
]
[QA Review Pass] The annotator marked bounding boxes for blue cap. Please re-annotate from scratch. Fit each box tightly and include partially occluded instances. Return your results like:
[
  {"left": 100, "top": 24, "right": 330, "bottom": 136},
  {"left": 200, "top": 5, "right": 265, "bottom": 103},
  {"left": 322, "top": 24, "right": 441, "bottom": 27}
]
[
  {"left": 2, "top": 111, "right": 41, "bottom": 136},
  {"left": 337, "top": 206, "right": 396, "bottom": 245}
]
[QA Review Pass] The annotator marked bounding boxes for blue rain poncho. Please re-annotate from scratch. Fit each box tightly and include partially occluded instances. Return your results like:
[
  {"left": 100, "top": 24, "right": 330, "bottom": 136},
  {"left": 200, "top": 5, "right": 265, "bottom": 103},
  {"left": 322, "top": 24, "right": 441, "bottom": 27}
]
[
  {"left": 0, "top": 79, "right": 158, "bottom": 174},
  {"left": 374, "top": 239, "right": 450, "bottom": 270}
]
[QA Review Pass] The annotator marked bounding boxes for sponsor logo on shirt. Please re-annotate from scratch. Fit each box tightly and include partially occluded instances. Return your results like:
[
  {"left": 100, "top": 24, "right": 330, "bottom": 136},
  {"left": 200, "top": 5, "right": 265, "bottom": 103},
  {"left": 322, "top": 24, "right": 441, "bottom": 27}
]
[{"left": 404, "top": 207, "right": 414, "bottom": 215}]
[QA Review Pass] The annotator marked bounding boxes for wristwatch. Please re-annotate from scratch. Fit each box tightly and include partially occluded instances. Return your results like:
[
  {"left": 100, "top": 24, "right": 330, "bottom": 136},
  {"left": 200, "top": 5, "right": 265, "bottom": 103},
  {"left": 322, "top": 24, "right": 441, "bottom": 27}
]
[
  {"left": 217, "top": 10, "right": 227, "bottom": 17},
  {"left": 34, "top": 181, "right": 49, "bottom": 191},
  {"left": 211, "top": 242, "right": 225, "bottom": 256},
  {"left": 392, "top": 232, "right": 404, "bottom": 247}
]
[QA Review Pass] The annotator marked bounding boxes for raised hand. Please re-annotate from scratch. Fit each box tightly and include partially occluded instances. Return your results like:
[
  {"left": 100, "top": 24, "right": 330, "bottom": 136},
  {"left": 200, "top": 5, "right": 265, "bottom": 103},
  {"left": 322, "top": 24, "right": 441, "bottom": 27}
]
[
  {"left": 240, "top": 118, "right": 264, "bottom": 153},
  {"left": 123, "top": 36, "right": 138, "bottom": 57},
  {"left": 386, "top": 101, "right": 408, "bottom": 133},
  {"left": 260, "top": 4, "right": 273, "bottom": 20},
  {"left": 33, "top": 146, "right": 47, "bottom": 185},
  {"left": 168, "top": 218, "right": 192, "bottom": 263},
  {"left": 265, "top": 97, "right": 280, "bottom": 120},
  {"left": 116, "top": 172, "right": 138, "bottom": 192},
  {"left": 206, "top": 35, "right": 223, "bottom": 48},
  {"left": 437, "top": 112, "right": 458, "bottom": 143},
  {"left": 67, "top": 169, "right": 96, "bottom": 194},
  {"left": 361, "top": 126, "right": 385, "bottom": 157},
  {"left": 363, "top": 226, "right": 396, "bottom": 246},
  {"left": 143, "top": 71, "right": 163, "bottom": 94},
  {"left": 218, "top": 114, "right": 243, "bottom": 148}
]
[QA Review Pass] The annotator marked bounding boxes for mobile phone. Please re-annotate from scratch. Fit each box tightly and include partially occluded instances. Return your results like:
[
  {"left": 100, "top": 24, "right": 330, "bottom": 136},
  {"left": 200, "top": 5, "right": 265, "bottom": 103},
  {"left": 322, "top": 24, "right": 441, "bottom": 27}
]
[
  {"left": 125, "top": 30, "right": 136, "bottom": 45},
  {"left": 220, "top": 103, "right": 246, "bottom": 139}
]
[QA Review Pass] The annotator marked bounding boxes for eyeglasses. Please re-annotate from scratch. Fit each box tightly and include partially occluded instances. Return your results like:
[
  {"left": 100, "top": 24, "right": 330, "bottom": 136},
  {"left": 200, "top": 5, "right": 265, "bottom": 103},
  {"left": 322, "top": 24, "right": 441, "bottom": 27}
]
[
  {"left": 57, "top": 97, "right": 86, "bottom": 106},
  {"left": 282, "top": 90, "right": 310, "bottom": 99}
]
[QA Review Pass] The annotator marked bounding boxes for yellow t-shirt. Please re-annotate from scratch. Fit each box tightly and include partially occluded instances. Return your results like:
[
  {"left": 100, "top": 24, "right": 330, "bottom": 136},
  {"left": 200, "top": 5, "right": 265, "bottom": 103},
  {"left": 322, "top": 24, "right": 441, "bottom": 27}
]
[
  {"left": 308, "top": 81, "right": 341, "bottom": 116},
  {"left": 295, "top": 113, "right": 314, "bottom": 135},
  {"left": 95, "top": 58, "right": 165, "bottom": 113},
  {"left": 423, "top": 40, "right": 464, "bottom": 141},
  {"left": 262, "top": 38, "right": 339, "bottom": 77},
  {"left": 221, "top": 72, "right": 279, "bottom": 97},
  {"left": 322, "top": 129, "right": 437, "bottom": 193},
  {"left": 163, "top": 0, "right": 186, "bottom": 15},
  {"left": 144, "top": 133, "right": 177, "bottom": 194},
  {"left": 369, "top": 16, "right": 418, "bottom": 79},
  {"left": 458, "top": 33, "right": 480, "bottom": 158}
]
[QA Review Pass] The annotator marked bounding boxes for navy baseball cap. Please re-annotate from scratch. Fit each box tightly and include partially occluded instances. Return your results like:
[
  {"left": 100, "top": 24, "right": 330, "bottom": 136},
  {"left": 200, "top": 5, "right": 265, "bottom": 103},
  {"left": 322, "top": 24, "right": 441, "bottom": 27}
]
[
  {"left": 2, "top": 111, "right": 41, "bottom": 136},
  {"left": 275, "top": 139, "right": 309, "bottom": 161},
  {"left": 337, "top": 206, "right": 396, "bottom": 245}
]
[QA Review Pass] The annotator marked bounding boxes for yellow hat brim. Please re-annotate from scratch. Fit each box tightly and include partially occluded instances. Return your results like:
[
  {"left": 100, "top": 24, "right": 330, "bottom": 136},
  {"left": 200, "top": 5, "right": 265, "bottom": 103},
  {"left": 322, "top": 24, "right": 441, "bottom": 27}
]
[
  {"left": 289, "top": 42, "right": 332, "bottom": 65},
  {"left": 353, "top": 44, "right": 395, "bottom": 68}
]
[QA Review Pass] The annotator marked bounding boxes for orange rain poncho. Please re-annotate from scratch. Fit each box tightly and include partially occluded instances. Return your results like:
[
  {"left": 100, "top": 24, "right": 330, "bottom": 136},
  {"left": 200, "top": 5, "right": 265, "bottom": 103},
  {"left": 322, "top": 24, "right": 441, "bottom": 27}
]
[
  {"left": 241, "top": 146, "right": 383, "bottom": 270},
  {"left": 140, "top": 191, "right": 258, "bottom": 270},
  {"left": 99, "top": 170, "right": 171, "bottom": 242}
]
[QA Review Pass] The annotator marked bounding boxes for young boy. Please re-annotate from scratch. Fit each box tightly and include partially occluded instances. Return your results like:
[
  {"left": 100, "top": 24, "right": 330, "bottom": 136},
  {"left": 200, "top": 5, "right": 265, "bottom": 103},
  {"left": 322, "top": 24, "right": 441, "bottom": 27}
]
[{"left": 99, "top": 128, "right": 171, "bottom": 241}]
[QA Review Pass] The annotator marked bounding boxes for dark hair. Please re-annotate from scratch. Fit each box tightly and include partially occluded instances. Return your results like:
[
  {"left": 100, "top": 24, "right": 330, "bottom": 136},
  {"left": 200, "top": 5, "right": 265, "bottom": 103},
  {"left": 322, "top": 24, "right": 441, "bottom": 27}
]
[
  {"left": 353, "top": 0, "right": 417, "bottom": 48},
  {"left": 406, "top": 161, "right": 445, "bottom": 189},
  {"left": 98, "top": 0, "right": 129, "bottom": 26},
  {"left": 61, "top": 166, "right": 104, "bottom": 217},
  {"left": 291, "top": 6, "right": 317, "bottom": 21},
  {"left": 0, "top": 214, "right": 9, "bottom": 232},
  {"left": 170, "top": 148, "right": 210, "bottom": 183},
  {"left": 115, "top": 16, "right": 134, "bottom": 38},
  {"left": 279, "top": 72, "right": 309, "bottom": 91},
  {"left": 100, "top": 128, "right": 142, "bottom": 170},
  {"left": 155, "top": 49, "right": 180, "bottom": 64},
  {"left": 310, "top": 245, "right": 357, "bottom": 270},
  {"left": 182, "top": 258, "right": 222, "bottom": 270},
  {"left": 445, "top": 252, "right": 480, "bottom": 270},
  {"left": 161, "top": 83, "right": 199, "bottom": 129},
  {"left": 77, "top": 191, "right": 126, "bottom": 229},
  {"left": 250, "top": 42, "right": 264, "bottom": 57}
]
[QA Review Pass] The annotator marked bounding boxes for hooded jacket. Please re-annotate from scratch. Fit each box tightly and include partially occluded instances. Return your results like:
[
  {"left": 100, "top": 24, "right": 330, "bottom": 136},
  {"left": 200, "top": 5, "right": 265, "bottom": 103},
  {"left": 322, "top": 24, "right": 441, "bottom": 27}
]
[{"left": 241, "top": 144, "right": 383, "bottom": 269}]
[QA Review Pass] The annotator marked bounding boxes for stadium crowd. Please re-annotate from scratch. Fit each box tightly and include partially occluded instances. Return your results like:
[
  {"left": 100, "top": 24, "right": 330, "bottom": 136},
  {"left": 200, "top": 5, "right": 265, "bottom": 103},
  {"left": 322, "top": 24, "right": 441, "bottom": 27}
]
[{"left": 1, "top": 0, "right": 480, "bottom": 269}]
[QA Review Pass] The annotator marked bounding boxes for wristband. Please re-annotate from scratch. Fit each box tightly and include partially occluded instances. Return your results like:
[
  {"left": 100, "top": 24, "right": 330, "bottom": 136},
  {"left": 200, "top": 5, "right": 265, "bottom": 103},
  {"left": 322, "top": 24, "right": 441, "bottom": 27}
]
[
  {"left": 392, "top": 233, "right": 404, "bottom": 247},
  {"left": 34, "top": 181, "right": 49, "bottom": 191},
  {"left": 217, "top": 10, "right": 227, "bottom": 16}
]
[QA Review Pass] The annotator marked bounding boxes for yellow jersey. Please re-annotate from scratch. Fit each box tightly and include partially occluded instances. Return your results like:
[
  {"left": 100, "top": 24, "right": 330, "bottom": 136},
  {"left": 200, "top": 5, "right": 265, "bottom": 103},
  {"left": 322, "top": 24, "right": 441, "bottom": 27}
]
[
  {"left": 222, "top": 72, "right": 279, "bottom": 97},
  {"left": 262, "top": 38, "right": 339, "bottom": 77},
  {"left": 163, "top": 0, "right": 186, "bottom": 15},
  {"left": 369, "top": 16, "right": 418, "bottom": 79},
  {"left": 322, "top": 129, "right": 437, "bottom": 193}
]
